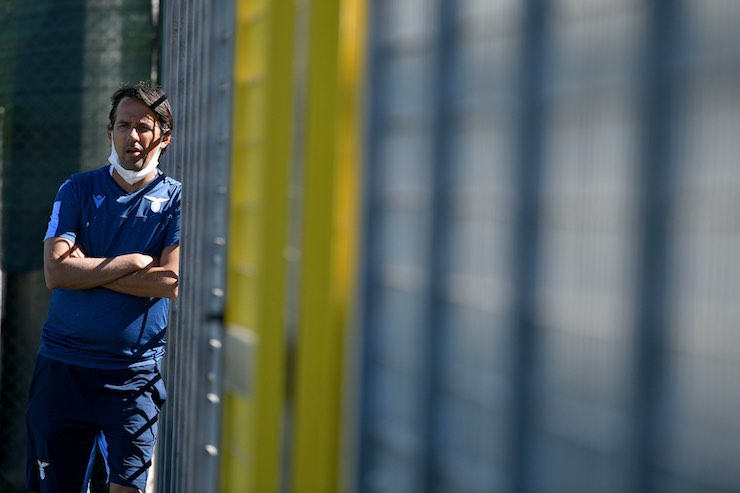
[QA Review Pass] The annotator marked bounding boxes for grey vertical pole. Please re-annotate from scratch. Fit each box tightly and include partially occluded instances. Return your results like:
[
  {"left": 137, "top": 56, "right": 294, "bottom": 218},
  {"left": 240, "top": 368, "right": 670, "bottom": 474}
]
[
  {"left": 419, "top": 0, "right": 457, "bottom": 491},
  {"left": 356, "top": 1, "right": 384, "bottom": 490},
  {"left": 509, "top": 1, "right": 549, "bottom": 492},
  {"left": 632, "top": 1, "right": 681, "bottom": 492}
]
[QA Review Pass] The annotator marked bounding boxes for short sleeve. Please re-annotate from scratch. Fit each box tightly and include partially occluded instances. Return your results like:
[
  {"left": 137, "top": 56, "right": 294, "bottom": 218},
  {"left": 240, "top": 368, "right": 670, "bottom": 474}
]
[
  {"left": 164, "top": 186, "right": 181, "bottom": 247},
  {"left": 43, "top": 178, "right": 79, "bottom": 243}
]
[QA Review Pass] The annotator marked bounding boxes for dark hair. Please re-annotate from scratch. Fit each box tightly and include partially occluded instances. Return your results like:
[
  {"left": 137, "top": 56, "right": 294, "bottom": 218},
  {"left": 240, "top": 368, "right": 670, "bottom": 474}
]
[{"left": 108, "top": 82, "right": 174, "bottom": 134}]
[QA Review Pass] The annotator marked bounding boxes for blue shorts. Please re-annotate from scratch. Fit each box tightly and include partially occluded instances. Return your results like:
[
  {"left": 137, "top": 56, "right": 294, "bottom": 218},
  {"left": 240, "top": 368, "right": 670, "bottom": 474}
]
[{"left": 26, "top": 354, "right": 167, "bottom": 492}]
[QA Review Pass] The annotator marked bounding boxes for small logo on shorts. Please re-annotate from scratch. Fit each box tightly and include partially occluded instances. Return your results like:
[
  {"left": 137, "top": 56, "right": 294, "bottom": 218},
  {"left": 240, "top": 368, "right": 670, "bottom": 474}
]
[{"left": 37, "top": 460, "right": 50, "bottom": 480}]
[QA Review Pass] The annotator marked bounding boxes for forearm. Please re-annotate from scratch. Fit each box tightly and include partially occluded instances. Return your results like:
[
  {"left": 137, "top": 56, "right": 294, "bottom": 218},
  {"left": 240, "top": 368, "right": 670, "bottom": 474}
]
[
  {"left": 44, "top": 253, "right": 152, "bottom": 290},
  {"left": 104, "top": 266, "right": 179, "bottom": 299}
]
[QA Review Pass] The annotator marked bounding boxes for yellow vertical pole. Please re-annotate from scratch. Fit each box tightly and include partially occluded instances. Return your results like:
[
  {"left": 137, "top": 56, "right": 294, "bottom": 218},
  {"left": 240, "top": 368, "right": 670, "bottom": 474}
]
[
  {"left": 291, "top": 0, "right": 342, "bottom": 490},
  {"left": 222, "top": 0, "right": 294, "bottom": 491},
  {"left": 291, "top": 0, "right": 366, "bottom": 490},
  {"left": 336, "top": 0, "right": 368, "bottom": 489},
  {"left": 253, "top": 0, "right": 295, "bottom": 491},
  {"left": 221, "top": 0, "right": 267, "bottom": 490}
]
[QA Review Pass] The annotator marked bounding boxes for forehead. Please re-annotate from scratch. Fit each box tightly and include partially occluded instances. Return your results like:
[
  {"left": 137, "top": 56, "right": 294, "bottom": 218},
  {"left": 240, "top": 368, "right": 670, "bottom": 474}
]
[{"left": 114, "top": 97, "right": 157, "bottom": 124}]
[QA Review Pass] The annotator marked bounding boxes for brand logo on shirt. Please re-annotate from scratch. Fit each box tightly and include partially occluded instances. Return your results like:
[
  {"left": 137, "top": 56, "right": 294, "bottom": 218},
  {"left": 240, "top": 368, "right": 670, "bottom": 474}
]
[
  {"left": 37, "top": 460, "right": 50, "bottom": 480},
  {"left": 144, "top": 195, "right": 168, "bottom": 213},
  {"left": 93, "top": 195, "right": 105, "bottom": 208}
]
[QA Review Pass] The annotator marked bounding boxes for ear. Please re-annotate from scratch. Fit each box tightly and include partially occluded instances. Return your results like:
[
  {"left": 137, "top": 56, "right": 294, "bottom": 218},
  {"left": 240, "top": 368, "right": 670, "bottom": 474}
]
[{"left": 160, "top": 131, "right": 172, "bottom": 149}]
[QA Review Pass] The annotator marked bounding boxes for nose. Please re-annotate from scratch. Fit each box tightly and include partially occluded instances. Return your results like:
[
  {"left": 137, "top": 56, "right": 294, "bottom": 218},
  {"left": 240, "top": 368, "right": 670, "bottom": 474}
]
[{"left": 126, "top": 127, "right": 140, "bottom": 141}]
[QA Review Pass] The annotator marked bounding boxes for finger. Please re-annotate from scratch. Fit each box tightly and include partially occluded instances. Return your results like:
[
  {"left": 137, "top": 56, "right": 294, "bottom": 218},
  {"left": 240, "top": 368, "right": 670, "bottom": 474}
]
[{"left": 70, "top": 245, "right": 87, "bottom": 258}]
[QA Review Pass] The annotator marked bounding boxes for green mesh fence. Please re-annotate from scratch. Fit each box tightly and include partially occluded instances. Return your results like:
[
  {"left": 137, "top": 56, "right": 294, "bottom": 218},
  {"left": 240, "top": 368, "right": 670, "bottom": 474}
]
[{"left": 0, "top": 1, "right": 155, "bottom": 490}]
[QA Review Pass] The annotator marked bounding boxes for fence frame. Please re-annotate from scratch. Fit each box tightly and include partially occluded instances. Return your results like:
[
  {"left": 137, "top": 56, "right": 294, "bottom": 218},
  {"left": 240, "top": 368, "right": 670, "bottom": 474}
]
[{"left": 157, "top": 0, "right": 235, "bottom": 491}]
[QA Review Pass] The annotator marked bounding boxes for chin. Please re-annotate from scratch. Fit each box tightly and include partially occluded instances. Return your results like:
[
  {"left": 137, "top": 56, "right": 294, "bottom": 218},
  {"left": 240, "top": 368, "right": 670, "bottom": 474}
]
[{"left": 124, "top": 162, "right": 146, "bottom": 171}]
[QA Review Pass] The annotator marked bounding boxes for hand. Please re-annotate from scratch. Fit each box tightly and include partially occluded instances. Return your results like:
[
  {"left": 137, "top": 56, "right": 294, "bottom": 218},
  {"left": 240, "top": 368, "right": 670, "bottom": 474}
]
[
  {"left": 68, "top": 244, "right": 87, "bottom": 258},
  {"left": 119, "top": 252, "right": 155, "bottom": 270},
  {"left": 137, "top": 253, "right": 156, "bottom": 270}
]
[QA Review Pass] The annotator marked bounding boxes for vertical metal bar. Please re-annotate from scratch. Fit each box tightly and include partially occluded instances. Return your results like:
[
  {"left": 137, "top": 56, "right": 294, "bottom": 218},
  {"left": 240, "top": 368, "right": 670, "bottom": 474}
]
[
  {"left": 632, "top": 1, "right": 681, "bottom": 492},
  {"left": 336, "top": 0, "right": 368, "bottom": 490},
  {"left": 291, "top": 0, "right": 343, "bottom": 490},
  {"left": 355, "top": 1, "right": 384, "bottom": 491},
  {"left": 509, "top": 1, "right": 548, "bottom": 492},
  {"left": 419, "top": 0, "right": 457, "bottom": 491},
  {"left": 153, "top": 0, "right": 178, "bottom": 487},
  {"left": 258, "top": 0, "right": 294, "bottom": 490},
  {"left": 201, "top": 0, "right": 233, "bottom": 489},
  {"left": 283, "top": 0, "right": 306, "bottom": 489}
]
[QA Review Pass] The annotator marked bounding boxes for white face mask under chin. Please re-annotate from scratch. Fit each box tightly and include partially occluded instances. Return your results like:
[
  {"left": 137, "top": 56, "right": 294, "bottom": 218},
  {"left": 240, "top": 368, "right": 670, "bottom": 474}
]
[{"left": 108, "top": 140, "right": 162, "bottom": 185}]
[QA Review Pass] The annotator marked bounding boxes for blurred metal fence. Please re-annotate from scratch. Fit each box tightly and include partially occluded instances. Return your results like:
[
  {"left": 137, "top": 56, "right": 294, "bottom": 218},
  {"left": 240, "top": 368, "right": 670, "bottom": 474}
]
[
  {"left": 155, "top": 0, "right": 234, "bottom": 491},
  {"left": 356, "top": 1, "right": 740, "bottom": 493},
  {"left": 0, "top": 1, "right": 155, "bottom": 491}
]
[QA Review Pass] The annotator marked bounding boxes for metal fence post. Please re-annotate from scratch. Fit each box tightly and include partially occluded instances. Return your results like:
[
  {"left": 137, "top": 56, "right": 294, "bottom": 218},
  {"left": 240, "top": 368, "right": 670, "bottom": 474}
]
[{"left": 157, "top": 0, "right": 234, "bottom": 490}]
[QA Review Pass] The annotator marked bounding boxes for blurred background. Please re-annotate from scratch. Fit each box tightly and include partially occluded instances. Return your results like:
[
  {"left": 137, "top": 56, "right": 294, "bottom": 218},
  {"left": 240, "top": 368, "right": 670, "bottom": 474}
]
[{"left": 2, "top": 0, "right": 740, "bottom": 492}]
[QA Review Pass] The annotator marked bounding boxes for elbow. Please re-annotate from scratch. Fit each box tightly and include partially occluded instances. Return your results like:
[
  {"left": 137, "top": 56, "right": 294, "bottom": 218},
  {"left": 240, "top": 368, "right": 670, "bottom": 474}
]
[
  {"left": 43, "top": 252, "right": 75, "bottom": 290},
  {"left": 44, "top": 265, "right": 62, "bottom": 290},
  {"left": 165, "top": 276, "right": 179, "bottom": 300}
]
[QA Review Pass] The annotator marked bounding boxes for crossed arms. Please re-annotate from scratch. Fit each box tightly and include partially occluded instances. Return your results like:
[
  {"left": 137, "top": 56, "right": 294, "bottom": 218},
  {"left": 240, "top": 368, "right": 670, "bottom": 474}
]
[{"left": 43, "top": 237, "right": 179, "bottom": 299}]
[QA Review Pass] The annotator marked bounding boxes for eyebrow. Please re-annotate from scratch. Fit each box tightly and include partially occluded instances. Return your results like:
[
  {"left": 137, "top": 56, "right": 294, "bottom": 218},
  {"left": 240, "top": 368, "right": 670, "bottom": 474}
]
[{"left": 116, "top": 119, "right": 155, "bottom": 129}]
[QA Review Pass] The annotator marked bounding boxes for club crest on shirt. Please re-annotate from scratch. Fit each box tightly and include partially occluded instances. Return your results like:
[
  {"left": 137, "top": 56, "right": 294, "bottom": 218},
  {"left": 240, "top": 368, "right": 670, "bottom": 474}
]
[{"left": 144, "top": 195, "right": 168, "bottom": 213}]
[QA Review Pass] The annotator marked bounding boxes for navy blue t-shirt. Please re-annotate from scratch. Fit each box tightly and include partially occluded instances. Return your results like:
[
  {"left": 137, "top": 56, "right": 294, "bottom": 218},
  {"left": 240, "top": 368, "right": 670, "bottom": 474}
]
[{"left": 41, "top": 165, "right": 181, "bottom": 369}]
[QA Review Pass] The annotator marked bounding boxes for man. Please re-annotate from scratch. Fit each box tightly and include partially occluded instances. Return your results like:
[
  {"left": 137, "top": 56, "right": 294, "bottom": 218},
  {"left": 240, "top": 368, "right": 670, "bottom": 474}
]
[{"left": 26, "top": 82, "right": 181, "bottom": 493}]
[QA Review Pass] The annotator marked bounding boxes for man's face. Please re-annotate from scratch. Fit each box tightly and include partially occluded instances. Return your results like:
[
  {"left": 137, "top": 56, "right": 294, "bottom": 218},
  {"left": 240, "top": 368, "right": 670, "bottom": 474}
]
[{"left": 109, "top": 97, "right": 170, "bottom": 171}]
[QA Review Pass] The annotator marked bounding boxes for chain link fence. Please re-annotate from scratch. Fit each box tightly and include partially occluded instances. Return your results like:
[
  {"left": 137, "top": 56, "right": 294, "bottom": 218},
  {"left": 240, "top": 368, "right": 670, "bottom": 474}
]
[{"left": 0, "top": 1, "right": 156, "bottom": 490}]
